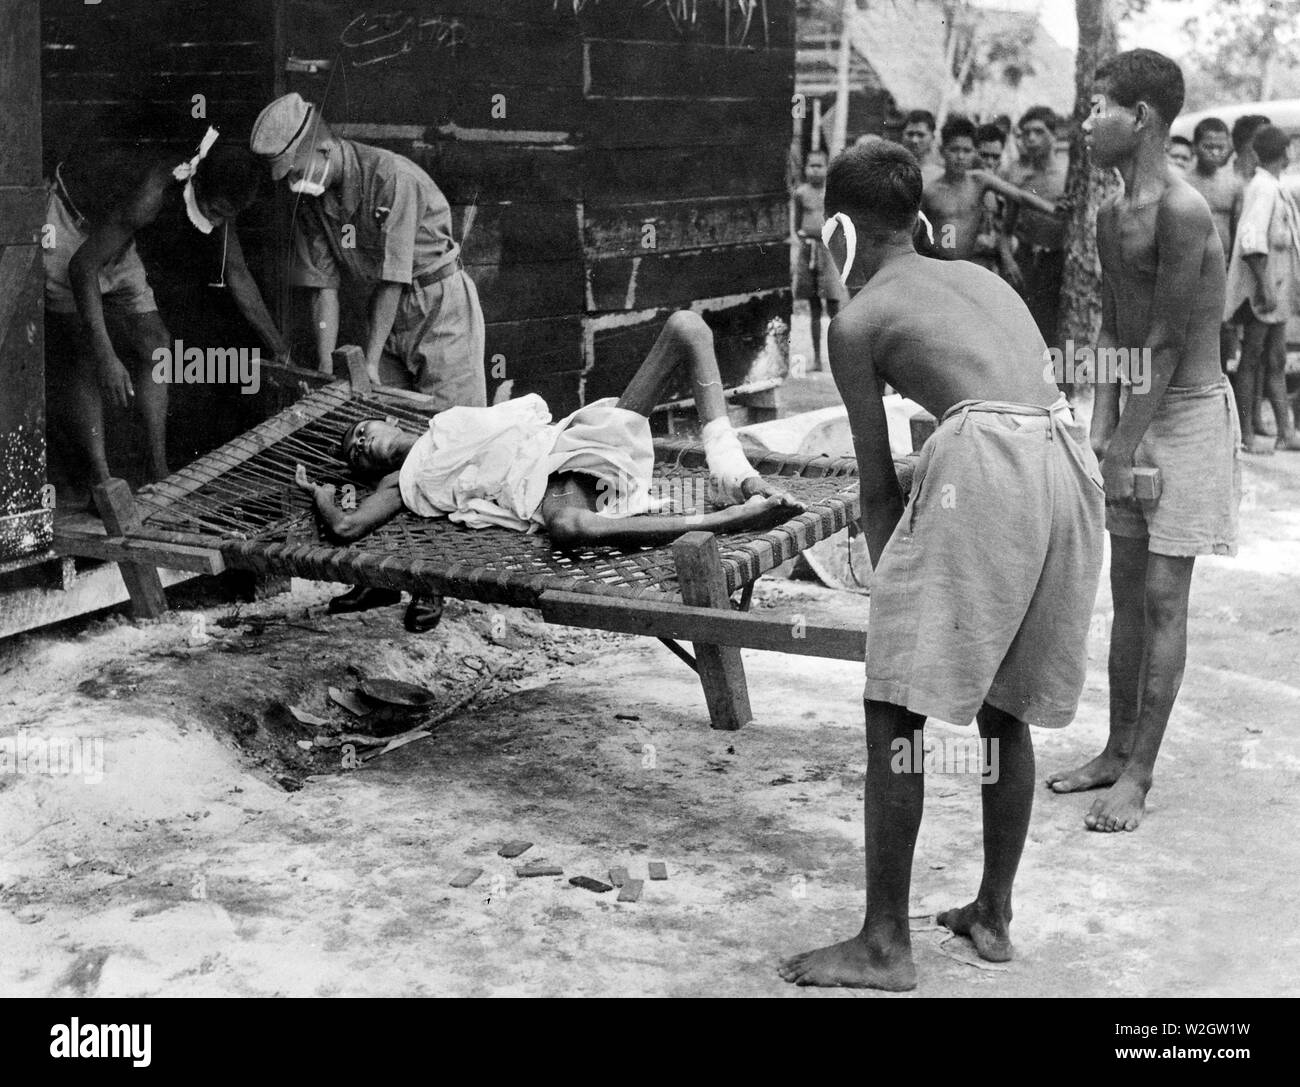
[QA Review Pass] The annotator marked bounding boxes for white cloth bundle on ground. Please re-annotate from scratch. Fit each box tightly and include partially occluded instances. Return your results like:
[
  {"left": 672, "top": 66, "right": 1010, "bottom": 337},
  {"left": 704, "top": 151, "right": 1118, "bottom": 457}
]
[{"left": 397, "top": 394, "right": 654, "bottom": 532}]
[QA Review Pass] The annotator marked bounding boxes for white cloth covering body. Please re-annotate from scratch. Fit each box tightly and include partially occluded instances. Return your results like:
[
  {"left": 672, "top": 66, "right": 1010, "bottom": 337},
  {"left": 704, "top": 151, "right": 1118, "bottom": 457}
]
[{"left": 397, "top": 394, "right": 654, "bottom": 532}]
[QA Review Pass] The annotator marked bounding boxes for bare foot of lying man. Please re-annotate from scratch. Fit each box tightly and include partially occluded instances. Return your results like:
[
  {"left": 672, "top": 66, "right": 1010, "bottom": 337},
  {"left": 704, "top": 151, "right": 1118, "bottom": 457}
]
[
  {"left": 294, "top": 310, "right": 803, "bottom": 551},
  {"left": 778, "top": 933, "right": 917, "bottom": 991}
]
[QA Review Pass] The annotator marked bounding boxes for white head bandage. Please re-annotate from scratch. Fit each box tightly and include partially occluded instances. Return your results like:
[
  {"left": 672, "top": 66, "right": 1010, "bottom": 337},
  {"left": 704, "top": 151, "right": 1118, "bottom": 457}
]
[
  {"left": 821, "top": 211, "right": 857, "bottom": 286},
  {"left": 174, "top": 126, "right": 220, "bottom": 234}
]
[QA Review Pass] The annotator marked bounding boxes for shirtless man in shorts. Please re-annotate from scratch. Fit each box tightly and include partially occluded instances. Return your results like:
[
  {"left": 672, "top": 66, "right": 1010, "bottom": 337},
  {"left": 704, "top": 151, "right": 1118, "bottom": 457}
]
[
  {"left": 1046, "top": 50, "right": 1239, "bottom": 832},
  {"left": 45, "top": 130, "right": 284, "bottom": 487},
  {"left": 294, "top": 311, "right": 803, "bottom": 548},
  {"left": 1183, "top": 117, "right": 1242, "bottom": 373},
  {"left": 778, "top": 140, "right": 1104, "bottom": 990}
]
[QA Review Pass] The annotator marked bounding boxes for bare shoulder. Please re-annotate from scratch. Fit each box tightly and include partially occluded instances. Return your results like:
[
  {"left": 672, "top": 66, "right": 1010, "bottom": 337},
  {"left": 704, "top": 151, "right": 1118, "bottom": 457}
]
[
  {"left": 827, "top": 291, "right": 886, "bottom": 376},
  {"left": 1159, "top": 175, "right": 1215, "bottom": 229},
  {"left": 827, "top": 294, "right": 880, "bottom": 353}
]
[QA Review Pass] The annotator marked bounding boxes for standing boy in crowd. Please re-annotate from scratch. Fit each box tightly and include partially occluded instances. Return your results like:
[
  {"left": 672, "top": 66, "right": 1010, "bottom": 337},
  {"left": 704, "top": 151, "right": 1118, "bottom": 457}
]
[
  {"left": 1224, "top": 124, "right": 1300, "bottom": 453},
  {"left": 1047, "top": 50, "right": 1240, "bottom": 832},
  {"left": 997, "top": 107, "right": 1070, "bottom": 363},
  {"left": 790, "top": 149, "right": 847, "bottom": 370},
  {"left": 1225, "top": 114, "right": 1275, "bottom": 434},
  {"left": 1166, "top": 136, "right": 1194, "bottom": 172},
  {"left": 1231, "top": 114, "right": 1271, "bottom": 185},
  {"left": 920, "top": 116, "right": 988, "bottom": 264},
  {"left": 900, "top": 109, "right": 944, "bottom": 184},
  {"left": 1184, "top": 117, "right": 1242, "bottom": 373}
]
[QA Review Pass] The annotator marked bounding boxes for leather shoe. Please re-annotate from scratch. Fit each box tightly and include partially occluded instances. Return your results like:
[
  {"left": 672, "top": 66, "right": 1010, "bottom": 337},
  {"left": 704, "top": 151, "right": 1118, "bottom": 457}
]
[
  {"left": 403, "top": 594, "right": 444, "bottom": 633},
  {"left": 328, "top": 586, "right": 401, "bottom": 614}
]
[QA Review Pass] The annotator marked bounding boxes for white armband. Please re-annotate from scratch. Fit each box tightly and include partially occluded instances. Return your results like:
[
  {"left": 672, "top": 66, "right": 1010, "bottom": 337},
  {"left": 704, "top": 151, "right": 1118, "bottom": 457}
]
[{"left": 702, "top": 417, "right": 759, "bottom": 504}]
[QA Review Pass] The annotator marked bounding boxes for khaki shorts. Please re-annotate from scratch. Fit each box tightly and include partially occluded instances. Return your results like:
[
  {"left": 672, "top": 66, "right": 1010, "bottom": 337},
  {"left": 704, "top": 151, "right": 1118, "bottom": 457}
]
[
  {"left": 1105, "top": 379, "right": 1241, "bottom": 557},
  {"left": 42, "top": 188, "right": 157, "bottom": 316},
  {"left": 864, "top": 399, "right": 1105, "bottom": 729},
  {"left": 378, "top": 269, "right": 487, "bottom": 410}
]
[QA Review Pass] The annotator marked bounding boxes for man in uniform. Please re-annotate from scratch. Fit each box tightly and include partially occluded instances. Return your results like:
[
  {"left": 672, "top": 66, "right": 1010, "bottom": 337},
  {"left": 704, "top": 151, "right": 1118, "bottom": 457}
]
[
  {"left": 250, "top": 92, "right": 486, "bottom": 629},
  {"left": 249, "top": 92, "right": 486, "bottom": 409}
]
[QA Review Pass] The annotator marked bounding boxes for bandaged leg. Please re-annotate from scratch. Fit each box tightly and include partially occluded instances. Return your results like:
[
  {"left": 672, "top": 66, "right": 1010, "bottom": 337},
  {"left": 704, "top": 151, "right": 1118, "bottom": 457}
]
[
  {"left": 701, "top": 417, "right": 760, "bottom": 505},
  {"left": 615, "top": 310, "right": 761, "bottom": 504}
]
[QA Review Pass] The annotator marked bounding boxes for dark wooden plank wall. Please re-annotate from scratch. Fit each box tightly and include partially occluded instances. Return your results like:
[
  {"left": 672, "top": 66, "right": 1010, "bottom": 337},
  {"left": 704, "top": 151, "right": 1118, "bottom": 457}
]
[
  {"left": 283, "top": 0, "right": 584, "bottom": 407},
  {"left": 578, "top": 4, "right": 794, "bottom": 409},
  {"left": 0, "top": 0, "right": 51, "bottom": 564},
  {"left": 286, "top": 0, "right": 795, "bottom": 414},
  {"left": 30, "top": 0, "right": 794, "bottom": 482}
]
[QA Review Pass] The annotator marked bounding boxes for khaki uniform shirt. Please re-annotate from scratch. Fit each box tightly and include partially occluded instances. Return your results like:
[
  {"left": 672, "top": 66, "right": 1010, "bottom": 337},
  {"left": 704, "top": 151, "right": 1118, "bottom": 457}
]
[{"left": 290, "top": 138, "right": 458, "bottom": 289}]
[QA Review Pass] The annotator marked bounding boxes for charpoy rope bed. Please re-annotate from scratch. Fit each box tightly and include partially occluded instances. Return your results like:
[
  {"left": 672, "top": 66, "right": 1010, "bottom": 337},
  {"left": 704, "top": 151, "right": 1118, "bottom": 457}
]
[{"left": 66, "top": 365, "right": 907, "bottom": 730}]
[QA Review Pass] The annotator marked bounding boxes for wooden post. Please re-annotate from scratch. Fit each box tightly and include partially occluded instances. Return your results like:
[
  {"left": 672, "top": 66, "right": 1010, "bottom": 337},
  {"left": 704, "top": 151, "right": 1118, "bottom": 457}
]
[
  {"left": 672, "top": 531, "right": 753, "bottom": 731},
  {"left": 92, "top": 479, "right": 167, "bottom": 619},
  {"left": 830, "top": 0, "right": 852, "bottom": 156},
  {"left": 335, "top": 345, "right": 370, "bottom": 395}
]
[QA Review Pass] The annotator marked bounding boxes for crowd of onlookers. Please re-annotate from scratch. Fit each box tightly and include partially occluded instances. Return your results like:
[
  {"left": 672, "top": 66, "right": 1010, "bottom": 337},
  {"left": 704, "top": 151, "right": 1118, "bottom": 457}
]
[{"left": 789, "top": 106, "right": 1300, "bottom": 452}]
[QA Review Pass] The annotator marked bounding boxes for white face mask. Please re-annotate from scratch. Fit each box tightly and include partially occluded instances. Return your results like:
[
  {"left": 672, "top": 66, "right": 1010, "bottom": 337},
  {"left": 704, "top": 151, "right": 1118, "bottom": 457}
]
[
  {"left": 288, "top": 152, "right": 330, "bottom": 196},
  {"left": 822, "top": 209, "right": 936, "bottom": 283},
  {"left": 182, "top": 179, "right": 215, "bottom": 234},
  {"left": 821, "top": 212, "right": 857, "bottom": 285}
]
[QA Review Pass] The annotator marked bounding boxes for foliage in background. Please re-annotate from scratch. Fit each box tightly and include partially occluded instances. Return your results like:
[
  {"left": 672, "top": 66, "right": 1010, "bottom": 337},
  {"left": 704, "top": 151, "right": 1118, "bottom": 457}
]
[{"left": 1182, "top": 0, "right": 1300, "bottom": 103}]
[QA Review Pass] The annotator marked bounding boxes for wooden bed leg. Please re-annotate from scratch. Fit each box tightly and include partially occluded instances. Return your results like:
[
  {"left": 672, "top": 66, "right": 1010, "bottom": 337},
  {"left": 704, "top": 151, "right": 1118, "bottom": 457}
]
[
  {"left": 335, "top": 345, "right": 370, "bottom": 395},
  {"left": 92, "top": 478, "right": 167, "bottom": 620},
  {"left": 672, "top": 531, "right": 753, "bottom": 731}
]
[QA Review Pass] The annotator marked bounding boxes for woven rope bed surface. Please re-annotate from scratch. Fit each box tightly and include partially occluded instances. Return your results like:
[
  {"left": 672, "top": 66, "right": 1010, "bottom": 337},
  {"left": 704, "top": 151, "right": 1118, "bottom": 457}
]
[{"left": 133, "top": 383, "right": 868, "bottom": 607}]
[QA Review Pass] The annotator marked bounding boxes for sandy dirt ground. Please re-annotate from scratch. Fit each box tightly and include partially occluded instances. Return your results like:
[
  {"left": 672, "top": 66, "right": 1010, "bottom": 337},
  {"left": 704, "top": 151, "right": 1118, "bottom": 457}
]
[{"left": 3, "top": 348, "right": 1299, "bottom": 997}]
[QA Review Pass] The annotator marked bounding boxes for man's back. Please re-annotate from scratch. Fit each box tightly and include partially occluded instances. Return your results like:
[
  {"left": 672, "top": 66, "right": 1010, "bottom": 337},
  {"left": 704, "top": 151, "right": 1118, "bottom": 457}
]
[{"left": 842, "top": 252, "right": 1057, "bottom": 416}]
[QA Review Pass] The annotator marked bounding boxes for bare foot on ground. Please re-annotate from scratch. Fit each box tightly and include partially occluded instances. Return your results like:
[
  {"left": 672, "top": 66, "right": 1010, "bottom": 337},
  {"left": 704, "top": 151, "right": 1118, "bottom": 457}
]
[
  {"left": 1045, "top": 750, "right": 1126, "bottom": 794},
  {"left": 1084, "top": 772, "right": 1150, "bottom": 832},
  {"left": 778, "top": 935, "right": 917, "bottom": 991},
  {"left": 937, "top": 901, "right": 1013, "bottom": 962}
]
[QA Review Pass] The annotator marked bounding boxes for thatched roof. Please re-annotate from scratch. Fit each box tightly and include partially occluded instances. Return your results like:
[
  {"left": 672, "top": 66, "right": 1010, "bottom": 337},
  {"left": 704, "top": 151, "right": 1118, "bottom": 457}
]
[{"left": 847, "top": 0, "right": 1075, "bottom": 120}]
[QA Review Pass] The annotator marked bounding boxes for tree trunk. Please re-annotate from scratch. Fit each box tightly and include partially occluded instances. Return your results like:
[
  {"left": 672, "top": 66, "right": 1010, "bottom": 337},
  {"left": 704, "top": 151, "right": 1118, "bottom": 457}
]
[
  {"left": 936, "top": 6, "right": 963, "bottom": 128},
  {"left": 1260, "top": 46, "right": 1276, "bottom": 101},
  {"left": 1059, "top": 0, "right": 1120, "bottom": 353}
]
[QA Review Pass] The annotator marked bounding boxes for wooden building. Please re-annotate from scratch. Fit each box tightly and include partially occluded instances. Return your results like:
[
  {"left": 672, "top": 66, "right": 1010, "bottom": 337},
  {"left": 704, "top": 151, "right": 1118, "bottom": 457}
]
[
  {"left": 279, "top": 0, "right": 795, "bottom": 411},
  {"left": 1, "top": 0, "right": 796, "bottom": 633},
  {"left": 0, "top": 4, "right": 50, "bottom": 572}
]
